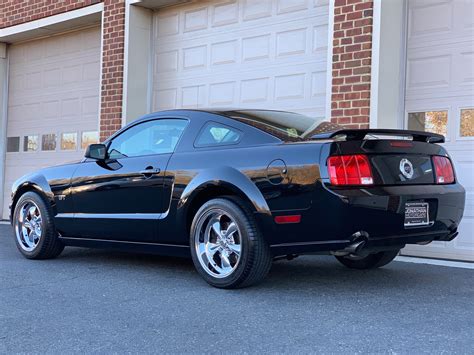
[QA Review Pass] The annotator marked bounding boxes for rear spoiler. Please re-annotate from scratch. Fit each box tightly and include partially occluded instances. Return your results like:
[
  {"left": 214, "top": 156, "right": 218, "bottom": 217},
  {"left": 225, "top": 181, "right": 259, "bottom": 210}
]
[{"left": 311, "top": 128, "right": 445, "bottom": 144}]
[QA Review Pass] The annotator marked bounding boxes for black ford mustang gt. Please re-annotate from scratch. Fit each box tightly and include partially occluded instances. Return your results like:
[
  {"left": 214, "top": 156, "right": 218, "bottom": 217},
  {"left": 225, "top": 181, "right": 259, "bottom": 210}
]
[{"left": 10, "top": 109, "right": 465, "bottom": 288}]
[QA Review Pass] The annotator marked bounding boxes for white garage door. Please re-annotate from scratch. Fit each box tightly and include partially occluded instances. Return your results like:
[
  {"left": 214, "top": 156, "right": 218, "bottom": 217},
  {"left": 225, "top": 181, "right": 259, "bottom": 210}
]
[
  {"left": 402, "top": 0, "right": 474, "bottom": 261},
  {"left": 2, "top": 27, "right": 101, "bottom": 219},
  {"left": 152, "top": 0, "right": 329, "bottom": 118}
]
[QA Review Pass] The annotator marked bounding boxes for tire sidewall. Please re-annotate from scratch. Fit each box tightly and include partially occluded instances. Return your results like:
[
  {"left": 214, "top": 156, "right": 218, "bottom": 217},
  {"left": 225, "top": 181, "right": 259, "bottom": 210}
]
[{"left": 190, "top": 198, "right": 257, "bottom": 288}]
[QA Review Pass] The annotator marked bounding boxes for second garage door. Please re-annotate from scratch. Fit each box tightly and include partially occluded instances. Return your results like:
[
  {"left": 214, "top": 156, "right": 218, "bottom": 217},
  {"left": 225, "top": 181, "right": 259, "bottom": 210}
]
[
  {"left": 153, "top": 0, "right": 329, "bottom": 118},
  {"left": 3, "top": 27, "right": 101, "bottom": 219},
  {"left": 402, "top": 0, "right": 474, "bottom": 261}
]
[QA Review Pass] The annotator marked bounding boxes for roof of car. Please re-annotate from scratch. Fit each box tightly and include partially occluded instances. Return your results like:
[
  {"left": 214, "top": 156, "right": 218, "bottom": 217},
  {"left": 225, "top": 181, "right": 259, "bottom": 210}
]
[{"left": 135, "top": 108, "right": 292, "bottom": 121}]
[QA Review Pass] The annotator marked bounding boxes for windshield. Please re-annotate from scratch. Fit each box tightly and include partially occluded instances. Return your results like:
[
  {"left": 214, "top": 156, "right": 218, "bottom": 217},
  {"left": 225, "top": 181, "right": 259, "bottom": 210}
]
[{"left": 224, "top": 110, "right": 339, "bottom": 141}]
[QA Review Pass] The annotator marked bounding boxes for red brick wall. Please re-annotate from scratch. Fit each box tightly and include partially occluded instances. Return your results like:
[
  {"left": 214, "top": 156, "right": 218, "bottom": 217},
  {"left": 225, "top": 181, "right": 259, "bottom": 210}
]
[
  {"left": 0, "top": 0, "right": 126, "bottom": 140},
  {"left": 0, "top": 0, "right": 100, "bottom": 28},
  {"left": 331, "top": 0, "right": 374, "bottom": 129},
  {"left": 99, "top": 0, "right": 125, "bottom": 141}
]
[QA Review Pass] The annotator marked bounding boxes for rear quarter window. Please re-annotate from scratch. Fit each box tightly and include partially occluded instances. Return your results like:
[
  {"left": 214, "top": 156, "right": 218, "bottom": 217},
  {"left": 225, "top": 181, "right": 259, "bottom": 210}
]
[{"left": 195, "top": 122, "right": 242, "bottom": 147}]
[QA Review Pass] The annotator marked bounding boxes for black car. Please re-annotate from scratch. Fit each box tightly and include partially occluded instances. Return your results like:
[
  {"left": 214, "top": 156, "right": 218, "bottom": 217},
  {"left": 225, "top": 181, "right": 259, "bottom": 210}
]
[{"left": 10, "top": 109, "right": 465, "bottom": 288}]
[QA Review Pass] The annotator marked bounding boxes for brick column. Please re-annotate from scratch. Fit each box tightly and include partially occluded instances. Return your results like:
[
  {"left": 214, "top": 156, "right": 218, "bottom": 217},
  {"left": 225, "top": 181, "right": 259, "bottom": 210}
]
[
  {"left": 99, "top": 0, "right": 126, "bottom": 141},
  {"left": 331, "top": 0, "right": 374, "bottom": 129}
]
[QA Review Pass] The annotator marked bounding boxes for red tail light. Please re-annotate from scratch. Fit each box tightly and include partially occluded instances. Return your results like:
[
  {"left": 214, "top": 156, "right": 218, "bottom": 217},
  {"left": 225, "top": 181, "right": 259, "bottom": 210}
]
[
  {"left": 432, "top": 156, "right": 455, "bottom": 184},
  {"left": 327, "top": 154, "right": 374, "bottom": 186}
]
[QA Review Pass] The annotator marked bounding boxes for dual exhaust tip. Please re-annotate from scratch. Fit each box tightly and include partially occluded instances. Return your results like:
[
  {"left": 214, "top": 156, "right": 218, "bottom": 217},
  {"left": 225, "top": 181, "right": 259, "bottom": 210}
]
[{"left": 333, "top": 231, "right": 369, "bottom": 257}]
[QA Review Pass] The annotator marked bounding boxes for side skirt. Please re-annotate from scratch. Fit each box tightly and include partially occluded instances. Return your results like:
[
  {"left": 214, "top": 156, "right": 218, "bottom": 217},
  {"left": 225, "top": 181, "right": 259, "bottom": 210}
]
[{"left": 59, "top": 237, "right": 191, "bottom": 258}]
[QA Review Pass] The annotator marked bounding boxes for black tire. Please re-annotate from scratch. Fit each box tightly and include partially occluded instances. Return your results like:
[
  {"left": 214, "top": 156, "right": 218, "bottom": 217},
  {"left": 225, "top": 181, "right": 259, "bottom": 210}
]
[
  {"left": 335, "top": 249, "right": 400, "bottom": 269},
  {"left": 13, "top": 191, "right": 64, "bottom": 259},
  {"left": 190, "top": 197, "right": 272, "bottom": 289}
]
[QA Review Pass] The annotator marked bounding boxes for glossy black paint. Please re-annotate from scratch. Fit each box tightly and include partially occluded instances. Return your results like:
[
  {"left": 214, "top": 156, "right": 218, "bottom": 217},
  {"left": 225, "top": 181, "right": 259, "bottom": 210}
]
[{"left": 10, "top": 109, "right": 466, "bottom": 257}]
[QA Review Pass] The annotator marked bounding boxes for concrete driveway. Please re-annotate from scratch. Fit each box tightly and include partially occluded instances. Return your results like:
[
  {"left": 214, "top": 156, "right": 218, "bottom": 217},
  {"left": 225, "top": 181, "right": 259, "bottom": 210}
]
[{"left": 0, "top": 224, "right": 472, "bottom": 354}]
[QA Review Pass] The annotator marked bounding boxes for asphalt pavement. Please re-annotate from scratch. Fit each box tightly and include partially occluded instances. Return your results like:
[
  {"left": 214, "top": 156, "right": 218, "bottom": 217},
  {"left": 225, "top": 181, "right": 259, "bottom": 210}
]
[{"left": 0, "top": 224, "right": 473, "bottom": 354}]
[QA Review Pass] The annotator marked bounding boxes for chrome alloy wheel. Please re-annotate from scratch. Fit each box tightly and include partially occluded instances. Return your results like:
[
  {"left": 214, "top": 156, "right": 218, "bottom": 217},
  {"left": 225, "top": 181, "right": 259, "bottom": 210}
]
[
  {"left": 15, "top": 201, "right": 43, "bottom": 252},
  {"left": 194, "top": 209, "right": 242, "bottom": 278}
]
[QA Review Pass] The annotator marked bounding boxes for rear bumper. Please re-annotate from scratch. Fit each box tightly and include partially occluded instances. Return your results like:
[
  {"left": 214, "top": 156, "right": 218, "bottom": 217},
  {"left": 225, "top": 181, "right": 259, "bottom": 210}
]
[
  {"left": 266, "top": 182, "right": 465, "bottom": 256},
  {"left": 269, "top": 229, "right": 458, "bottom": 256}
]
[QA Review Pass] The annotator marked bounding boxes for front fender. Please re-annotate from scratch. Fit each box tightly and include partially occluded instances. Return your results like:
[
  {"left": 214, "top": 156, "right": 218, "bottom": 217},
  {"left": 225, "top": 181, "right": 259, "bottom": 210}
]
[{"left": 10, "top": 173, "right": 54, "bottom": 221}]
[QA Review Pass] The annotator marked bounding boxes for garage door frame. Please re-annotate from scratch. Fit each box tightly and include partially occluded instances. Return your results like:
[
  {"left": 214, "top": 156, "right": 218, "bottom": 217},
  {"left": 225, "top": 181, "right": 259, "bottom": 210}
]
[
  {"left": 369, "top": 0, "right": 408, "bottom": 130},
  {"left": 0, "top": 47, "right": 7, "bottom": 219},
  {"left": 0, "top": 4, "right": 103, "bottom": 220}
]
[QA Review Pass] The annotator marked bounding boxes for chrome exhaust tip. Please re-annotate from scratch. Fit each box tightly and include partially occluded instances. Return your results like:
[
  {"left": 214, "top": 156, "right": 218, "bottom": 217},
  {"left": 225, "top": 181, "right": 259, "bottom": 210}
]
[{"left": 332, "top": 231, "right": 369, "bottom": 256}]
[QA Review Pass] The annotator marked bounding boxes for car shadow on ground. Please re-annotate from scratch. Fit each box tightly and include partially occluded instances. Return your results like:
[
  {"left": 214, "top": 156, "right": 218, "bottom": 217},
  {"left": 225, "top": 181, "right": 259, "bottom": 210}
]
[
  {"left": 56, "top": 246, "right": 441, "bottom": 293},
  {"left": 1, "top": 223, "right": 456, "bottom": 294}
]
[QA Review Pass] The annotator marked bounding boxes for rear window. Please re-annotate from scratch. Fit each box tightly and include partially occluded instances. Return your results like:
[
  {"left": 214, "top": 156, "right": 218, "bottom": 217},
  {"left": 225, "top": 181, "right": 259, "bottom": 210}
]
[{"left": 224, "top": 110, "right": 337, "bottom": 141}]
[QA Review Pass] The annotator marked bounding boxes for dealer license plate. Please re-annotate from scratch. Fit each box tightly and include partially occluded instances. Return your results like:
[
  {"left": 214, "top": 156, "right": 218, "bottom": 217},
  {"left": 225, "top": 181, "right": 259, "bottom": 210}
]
[{"left": 404, "top": 202, "right": 429, "bottom": 227}]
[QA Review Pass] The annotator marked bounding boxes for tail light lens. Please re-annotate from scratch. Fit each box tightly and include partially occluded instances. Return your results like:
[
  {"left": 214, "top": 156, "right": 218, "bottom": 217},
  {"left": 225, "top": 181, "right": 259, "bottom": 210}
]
[
  {"left": 432, "top": 156, "right": 455, "bottom": 184},
  {"left": 327, "top": 154, "right": 374, "bottom": 186}
]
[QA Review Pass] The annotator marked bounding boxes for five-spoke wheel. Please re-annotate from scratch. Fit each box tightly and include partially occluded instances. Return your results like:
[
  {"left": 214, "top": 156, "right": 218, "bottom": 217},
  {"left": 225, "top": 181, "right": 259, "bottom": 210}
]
[
  {"left": 15, "top": 201, "right": 43, "bottom": 252},
  {"left": 190, "top": 197, "right": 272, "bottom": 289},
  {"left": 13, "top": 191, "right": 64, "bottom": 259},
  {"left": 194, "top": 209, "right": 242, "bottom": 278}
]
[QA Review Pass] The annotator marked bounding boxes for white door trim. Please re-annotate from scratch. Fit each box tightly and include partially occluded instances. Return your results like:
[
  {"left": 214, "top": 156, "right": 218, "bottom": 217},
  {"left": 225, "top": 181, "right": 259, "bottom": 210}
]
[
  {"left": 0, "top": 3, "right": 104, "bottom": 42},
  {"left": 370, "top": 0, "right": 408, "bottom": 129},
  {"left": 325, "top": 0, "right": 335, "bottom": 122},
  {"left": 398, "top": 0, "right": 409, "bottom": 130},
  {"left": 0, "top": 54, "right": 9, "bottom": 220},
  {"left": 97, "top": 9, "right": 106, "bottom": 137},
  {"left": 123, "top": 0, "right": 133, "bottom": 128},
  {"left": 369, "top": 0, "right": 381, "bottom": 128}
]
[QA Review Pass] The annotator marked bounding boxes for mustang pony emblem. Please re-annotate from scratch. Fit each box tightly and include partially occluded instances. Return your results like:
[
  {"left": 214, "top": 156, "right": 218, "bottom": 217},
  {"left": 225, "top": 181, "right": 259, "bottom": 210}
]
[{"left": 399, "top": 158, "right": 414, "bottom": 179}]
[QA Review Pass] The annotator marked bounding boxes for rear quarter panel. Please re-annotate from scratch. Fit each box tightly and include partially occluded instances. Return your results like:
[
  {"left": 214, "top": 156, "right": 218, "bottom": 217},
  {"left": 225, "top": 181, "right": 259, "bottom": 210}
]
[{"left": 161, "top": 142, "right": 324, "bottom": 244}]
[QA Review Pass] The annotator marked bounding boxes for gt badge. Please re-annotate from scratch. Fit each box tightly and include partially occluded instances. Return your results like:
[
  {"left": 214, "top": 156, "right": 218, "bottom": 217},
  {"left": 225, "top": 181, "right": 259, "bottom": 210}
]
[{"left": 399, "top": 158, "right": 414, "bottom": 179}]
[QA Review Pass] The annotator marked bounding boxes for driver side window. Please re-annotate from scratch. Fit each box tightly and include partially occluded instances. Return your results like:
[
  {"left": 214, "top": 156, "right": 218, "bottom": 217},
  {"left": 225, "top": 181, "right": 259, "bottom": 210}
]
[{"left": 108, "top": 119, "right": 187, "bottom": 159}]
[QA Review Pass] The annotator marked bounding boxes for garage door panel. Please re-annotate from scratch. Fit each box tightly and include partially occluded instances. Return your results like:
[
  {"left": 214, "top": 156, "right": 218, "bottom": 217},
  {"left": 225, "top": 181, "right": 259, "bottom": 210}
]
[
  {"left": 408, "top": 0, "right": 453, "bottom": 39},
  {"left": 153, "top": 0, "right": 328, "bottom": 117},
  {"left": 6, "top": 95, "right": 99, "bottom": 136},
  {"left": 154, "top": 28, "right": 328, "bottom": 71},
  {"left": 8, "top": 72, "right": 100, "bottom": 106},
  {"left": 458, "top": 50, "right": 474, "bottom": 86},
  {"left": 155, "top": 0, "right": 328, "bottom": 41},
  {"left": 406, "top": 53, "right": 451, "bottom": 91},
  {"left": 154, "top": 55, "right": 327, "bottom": 83},
  {"left": 155, "top": 13, "right": 328, "bottom": 49},
  {"left": 406, "top": 47, "right": 474, "bottom": 101},
  {"left": 454, "top": 218, "right": 474, "bottom": 247},
  {"left": 408, "top": 0, "right": 474, "bottom": 47},
  {"left": 453, "top": 158, "right": 474, "bottom": 191},
  {"left": 2, "top": 27, "right": 101, "bottom": 220},
  {"left": 403, "top": 0, "right": 474, "bottom": 261},
  {"left": 155, "top": 58, "right": 326, "bottom": 86},
  {"left": 154, "top": 72, "right": 326, "bottom": 116}
]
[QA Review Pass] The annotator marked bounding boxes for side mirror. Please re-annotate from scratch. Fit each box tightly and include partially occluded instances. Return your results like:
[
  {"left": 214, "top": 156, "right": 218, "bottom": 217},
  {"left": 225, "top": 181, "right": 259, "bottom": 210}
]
[{"left": 85, "top": 144, "right": 107, "bottom": 161}]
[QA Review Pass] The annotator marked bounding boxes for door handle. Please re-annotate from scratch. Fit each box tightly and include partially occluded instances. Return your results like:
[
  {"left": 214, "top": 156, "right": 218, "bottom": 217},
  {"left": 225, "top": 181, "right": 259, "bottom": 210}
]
[{"left": 139, "top": 167, "right": 161, "bottom": 176}]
